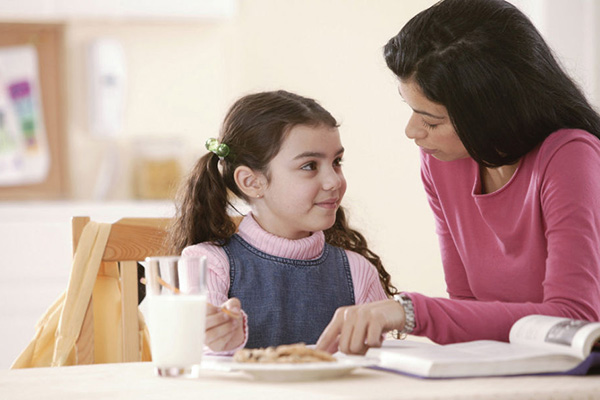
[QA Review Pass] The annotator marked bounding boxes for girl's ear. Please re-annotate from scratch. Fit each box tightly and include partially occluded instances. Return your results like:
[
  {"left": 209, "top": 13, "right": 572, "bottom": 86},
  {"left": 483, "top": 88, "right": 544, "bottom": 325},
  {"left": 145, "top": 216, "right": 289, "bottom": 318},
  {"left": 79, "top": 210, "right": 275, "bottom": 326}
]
[{"left": 233, "top": 166, "right": 266, "bottom": 199}]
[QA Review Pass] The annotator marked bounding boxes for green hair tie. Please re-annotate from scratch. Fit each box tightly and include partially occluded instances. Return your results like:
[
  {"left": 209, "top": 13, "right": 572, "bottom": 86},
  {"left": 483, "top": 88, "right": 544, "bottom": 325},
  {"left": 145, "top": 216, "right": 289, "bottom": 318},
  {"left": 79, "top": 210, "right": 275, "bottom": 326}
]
[{"left": 205, "top": 138, "right": 230, "bottom": 159}]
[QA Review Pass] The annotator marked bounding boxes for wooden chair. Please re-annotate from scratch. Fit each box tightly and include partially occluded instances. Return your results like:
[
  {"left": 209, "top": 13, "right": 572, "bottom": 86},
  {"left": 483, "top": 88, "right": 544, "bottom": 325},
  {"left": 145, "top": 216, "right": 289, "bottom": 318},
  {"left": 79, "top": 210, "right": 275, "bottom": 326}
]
[
  {"left": 72, "top": 216, "right": 171, "bottom": 364},
  {"left": 71, "top": 215, "right": 242, "bottom": 364}
]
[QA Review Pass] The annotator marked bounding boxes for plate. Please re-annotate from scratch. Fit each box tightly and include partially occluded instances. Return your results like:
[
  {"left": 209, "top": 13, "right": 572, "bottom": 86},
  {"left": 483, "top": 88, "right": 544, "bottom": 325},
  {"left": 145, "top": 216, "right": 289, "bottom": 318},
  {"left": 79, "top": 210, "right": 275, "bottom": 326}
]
[{"left": 201, "top": 354, "right": 377, "bottom": 382}]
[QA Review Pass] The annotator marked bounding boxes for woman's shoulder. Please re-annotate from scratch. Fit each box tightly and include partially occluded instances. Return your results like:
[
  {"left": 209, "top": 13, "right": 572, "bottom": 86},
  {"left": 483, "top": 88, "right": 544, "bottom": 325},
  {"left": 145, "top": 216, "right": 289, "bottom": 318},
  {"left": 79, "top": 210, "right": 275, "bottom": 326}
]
[
  {"left": 533, "top": 129, "right": 600, "bottom": 166},
  {"left": 540, "top": 129, "right": 600, "bottom": 154}
]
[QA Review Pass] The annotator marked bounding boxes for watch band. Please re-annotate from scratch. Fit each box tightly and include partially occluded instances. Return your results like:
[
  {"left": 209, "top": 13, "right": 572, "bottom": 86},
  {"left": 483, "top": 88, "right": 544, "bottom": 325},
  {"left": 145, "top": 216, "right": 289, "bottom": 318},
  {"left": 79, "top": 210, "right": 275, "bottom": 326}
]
[{"left": 392, "top": 293, "right": 415, "bottom": 340}]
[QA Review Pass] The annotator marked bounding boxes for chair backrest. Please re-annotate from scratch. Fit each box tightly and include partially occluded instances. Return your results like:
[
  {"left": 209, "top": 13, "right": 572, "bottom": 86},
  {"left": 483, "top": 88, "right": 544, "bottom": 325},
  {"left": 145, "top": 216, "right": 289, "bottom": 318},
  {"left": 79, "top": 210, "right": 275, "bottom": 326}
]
[
  {"left": 72, "top": 215, "right": 242, "bottom": 364},
  {"left": 72, "top": 216, "right": 171, "bottom": 364}
]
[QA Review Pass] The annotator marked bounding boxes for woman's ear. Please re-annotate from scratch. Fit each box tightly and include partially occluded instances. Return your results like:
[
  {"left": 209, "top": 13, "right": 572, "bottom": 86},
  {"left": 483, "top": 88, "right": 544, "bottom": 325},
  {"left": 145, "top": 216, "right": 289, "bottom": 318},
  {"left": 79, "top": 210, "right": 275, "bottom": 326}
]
[{"left": 233, "top": 166, "right": 266, "bottom": 199}]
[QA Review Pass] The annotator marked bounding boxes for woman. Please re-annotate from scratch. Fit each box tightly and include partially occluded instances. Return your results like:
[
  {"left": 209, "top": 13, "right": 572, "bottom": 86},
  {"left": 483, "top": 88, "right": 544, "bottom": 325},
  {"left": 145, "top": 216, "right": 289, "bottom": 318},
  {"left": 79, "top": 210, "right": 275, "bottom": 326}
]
[{"left": 317, "top": 0, "right": 600, "bottom": 355}]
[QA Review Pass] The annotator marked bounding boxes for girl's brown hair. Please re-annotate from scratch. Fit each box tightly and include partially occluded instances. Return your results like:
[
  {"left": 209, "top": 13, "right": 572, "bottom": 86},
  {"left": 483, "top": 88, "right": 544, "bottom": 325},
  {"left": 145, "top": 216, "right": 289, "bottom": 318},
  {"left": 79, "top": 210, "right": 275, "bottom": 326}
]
[{"left": 168, "top": 90, "right": 397, "bottom": 296}]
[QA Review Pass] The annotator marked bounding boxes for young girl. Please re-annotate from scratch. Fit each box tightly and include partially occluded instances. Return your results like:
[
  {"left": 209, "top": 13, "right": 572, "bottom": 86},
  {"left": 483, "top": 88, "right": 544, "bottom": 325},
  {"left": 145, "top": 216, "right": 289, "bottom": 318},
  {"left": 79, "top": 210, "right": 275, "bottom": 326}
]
[{"left": 168, "top": 90, "right": 396, "bottom": 352}]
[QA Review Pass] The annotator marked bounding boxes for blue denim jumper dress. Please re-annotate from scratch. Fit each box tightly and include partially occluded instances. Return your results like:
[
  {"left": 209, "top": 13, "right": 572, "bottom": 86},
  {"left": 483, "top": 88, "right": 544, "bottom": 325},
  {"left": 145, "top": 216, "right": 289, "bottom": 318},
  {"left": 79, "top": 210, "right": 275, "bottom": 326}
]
[{"left": 224, "top": 234, "right": 355, "bottom": 348}]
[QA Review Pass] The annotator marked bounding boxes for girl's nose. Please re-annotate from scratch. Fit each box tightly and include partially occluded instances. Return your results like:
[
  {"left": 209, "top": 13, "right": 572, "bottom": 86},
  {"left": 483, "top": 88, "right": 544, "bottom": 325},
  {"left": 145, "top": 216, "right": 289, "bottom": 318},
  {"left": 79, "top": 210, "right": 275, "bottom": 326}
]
[
  {"left": 323, "top": 169, "right": 343, "bottom": 191},
  {"left": 405, "top": 113, "right": 427, "bottom": 140}
]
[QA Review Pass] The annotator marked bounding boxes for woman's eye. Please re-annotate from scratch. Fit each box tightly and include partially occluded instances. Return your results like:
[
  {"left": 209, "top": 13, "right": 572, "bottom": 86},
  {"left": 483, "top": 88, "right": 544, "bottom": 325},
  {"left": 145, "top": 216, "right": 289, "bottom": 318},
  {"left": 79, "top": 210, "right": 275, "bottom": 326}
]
[
  {"left": 301, "top": 162, "right": 317, "bottom": 171},
  {"left": 422, "top": 120, "right": 438, "bottom": 130},
  {"left": 334, "top": 157, "right": 344, "bottom": 167}
]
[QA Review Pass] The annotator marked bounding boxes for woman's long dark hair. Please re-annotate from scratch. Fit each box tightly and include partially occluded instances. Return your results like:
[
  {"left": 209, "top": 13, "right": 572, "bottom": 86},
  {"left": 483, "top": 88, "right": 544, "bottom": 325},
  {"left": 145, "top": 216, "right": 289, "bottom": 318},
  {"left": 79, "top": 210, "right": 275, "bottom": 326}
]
[
  {"left": 384, "top": 0, "right": 600, "bottom": 167},
  {"left": 168, "top": 90, "right": 397, "bottom": 297}
]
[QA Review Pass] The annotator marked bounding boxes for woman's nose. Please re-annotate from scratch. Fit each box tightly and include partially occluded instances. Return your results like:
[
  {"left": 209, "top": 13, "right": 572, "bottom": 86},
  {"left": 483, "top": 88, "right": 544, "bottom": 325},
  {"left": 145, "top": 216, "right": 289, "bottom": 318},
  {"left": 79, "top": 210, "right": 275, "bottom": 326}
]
[{"left": 405, "top": 113, "right": 426, "bottom": 140}]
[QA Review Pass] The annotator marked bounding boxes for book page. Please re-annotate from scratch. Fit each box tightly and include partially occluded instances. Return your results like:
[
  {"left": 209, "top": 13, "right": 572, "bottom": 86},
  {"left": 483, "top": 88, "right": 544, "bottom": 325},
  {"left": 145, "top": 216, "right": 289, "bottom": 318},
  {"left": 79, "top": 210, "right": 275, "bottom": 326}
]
[
  {"left": 510, "top": 315, "right": 600, "bottom": 359},
  {"left": 376, "top": 340, "right": 580, "bottom": 378}
]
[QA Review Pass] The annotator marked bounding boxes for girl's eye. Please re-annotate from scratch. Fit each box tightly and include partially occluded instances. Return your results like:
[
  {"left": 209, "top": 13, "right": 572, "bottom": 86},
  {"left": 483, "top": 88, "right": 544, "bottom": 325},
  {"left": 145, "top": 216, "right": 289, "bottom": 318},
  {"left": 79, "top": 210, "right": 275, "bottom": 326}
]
[
  {"left": 301, "top": 162, "right": 317, "bottom": 171},
  {"left": 333, "top": 157, "right": 344, "bottom": 167},
  {"left": 422, "top": 120, "right": 438, "bottom": 130}
]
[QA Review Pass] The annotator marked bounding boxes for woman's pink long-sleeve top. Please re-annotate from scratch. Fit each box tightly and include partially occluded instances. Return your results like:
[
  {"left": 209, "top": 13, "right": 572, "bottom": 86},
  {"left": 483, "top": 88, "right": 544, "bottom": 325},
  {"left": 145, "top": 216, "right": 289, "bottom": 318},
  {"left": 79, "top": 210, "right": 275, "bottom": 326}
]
[
  {"left": 183, "top": 213, "right": 388, "bottom": 349},
  {"left": 411, "top": 129, "right": 600, "bottom": 344}
]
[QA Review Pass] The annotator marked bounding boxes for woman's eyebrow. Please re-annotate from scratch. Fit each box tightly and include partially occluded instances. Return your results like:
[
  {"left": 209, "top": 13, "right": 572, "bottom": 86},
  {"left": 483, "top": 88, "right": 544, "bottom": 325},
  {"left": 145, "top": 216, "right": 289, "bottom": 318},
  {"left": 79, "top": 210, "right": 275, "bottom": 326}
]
[
  {"left": 397, "top": 88, "right": 445, "bottom": 119},
  {"left": 398, "top": 90, "right": 444, "bottom": 119},
  {"left": 413, "top": 108, "right": 445, "bottom": 119},
  {"left": 294, "top": 147, "right": 345, "bottom": 160}
]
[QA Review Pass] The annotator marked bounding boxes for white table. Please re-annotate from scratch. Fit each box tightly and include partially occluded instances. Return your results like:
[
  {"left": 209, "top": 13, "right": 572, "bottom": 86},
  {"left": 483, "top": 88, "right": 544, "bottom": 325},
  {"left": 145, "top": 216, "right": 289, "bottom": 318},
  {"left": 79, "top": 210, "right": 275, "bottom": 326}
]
[{"left": 2, "top": 362, "right": 600, "bottom": 400}]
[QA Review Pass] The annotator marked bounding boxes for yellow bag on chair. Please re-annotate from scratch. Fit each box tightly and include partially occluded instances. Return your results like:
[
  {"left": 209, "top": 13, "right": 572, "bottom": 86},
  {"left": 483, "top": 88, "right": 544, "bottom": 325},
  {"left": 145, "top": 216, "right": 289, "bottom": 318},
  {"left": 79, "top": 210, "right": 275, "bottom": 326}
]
[
  {"left": 91, "top": 262, "right": 152, "bottom": 363},
  {"left": 11, "top": 222, "right": 151, "bottom": 368}
]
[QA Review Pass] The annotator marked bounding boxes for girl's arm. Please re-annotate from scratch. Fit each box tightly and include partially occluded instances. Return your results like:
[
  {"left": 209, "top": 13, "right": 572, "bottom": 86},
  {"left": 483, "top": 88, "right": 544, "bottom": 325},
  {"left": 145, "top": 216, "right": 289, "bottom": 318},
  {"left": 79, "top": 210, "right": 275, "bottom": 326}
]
[
  {"left": 345, "top": 250, "right": 388, "bottom": 303},
  {"left": 182, "top": 244, "right": 248, "bottom": 353}
]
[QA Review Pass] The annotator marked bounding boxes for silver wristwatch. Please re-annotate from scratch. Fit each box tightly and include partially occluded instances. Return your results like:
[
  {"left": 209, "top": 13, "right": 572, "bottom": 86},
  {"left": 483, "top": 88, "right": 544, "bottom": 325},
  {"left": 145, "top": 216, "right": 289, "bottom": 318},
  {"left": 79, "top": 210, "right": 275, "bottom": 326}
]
[{"left": 393, "top": 293, "right": 415, "bottom": 339}]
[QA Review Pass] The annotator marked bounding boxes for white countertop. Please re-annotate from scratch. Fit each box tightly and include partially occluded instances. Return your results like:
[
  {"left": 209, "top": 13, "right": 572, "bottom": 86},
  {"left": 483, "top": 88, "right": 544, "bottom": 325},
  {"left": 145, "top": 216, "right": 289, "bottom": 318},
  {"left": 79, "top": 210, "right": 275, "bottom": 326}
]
[{"left": 3, "top": 361, "right": 600, "bottom": 400}]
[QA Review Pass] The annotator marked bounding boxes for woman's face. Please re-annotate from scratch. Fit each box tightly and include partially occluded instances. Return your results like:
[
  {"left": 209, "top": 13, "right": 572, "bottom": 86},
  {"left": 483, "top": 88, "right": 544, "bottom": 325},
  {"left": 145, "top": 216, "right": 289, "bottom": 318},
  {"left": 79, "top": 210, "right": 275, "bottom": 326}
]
[{"left": 398, "top": 79, "right": 469, "bottom": 162}]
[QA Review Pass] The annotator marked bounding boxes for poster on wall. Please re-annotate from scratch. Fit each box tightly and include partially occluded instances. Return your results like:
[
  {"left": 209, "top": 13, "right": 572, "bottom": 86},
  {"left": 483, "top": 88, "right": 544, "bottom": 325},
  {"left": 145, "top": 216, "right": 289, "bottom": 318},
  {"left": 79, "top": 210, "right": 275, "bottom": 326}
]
[{"left": 0, "top": 45, "right": 49, "bottom": 187}]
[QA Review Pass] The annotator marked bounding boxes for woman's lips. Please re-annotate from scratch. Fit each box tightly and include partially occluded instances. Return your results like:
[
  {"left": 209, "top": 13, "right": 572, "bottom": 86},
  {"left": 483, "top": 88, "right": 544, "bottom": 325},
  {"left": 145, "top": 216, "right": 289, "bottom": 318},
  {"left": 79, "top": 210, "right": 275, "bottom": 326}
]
[{"left": 420, "top": 147, "right": 437, "bottom": 155}]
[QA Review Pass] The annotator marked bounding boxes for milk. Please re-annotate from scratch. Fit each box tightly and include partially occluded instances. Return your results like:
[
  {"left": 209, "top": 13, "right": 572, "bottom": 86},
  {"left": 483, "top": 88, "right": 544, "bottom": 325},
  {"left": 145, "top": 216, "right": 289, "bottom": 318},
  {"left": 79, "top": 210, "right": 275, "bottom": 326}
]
[{"left": 147, "top": 294, "right": 207, "bottom": 368}]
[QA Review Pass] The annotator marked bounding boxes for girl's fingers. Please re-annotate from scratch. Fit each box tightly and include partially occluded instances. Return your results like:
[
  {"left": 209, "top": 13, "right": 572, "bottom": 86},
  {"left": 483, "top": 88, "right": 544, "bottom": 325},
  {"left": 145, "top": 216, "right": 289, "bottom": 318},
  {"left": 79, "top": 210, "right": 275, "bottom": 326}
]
[
  {"left": 205, "top": 309, "right": 231, "bottom": 330},
  {"left": 223, "top": 297, "right": 241, "bottom": 310},
  {"left": 205, "top": 318, "right": 244, "bottom": 352},
  {"left": 221, "top": 297, "right": 242, "bottom": 319},
  {"left": 205, "top": 298, "right": 246, "bottom": 352},
  {"left": 205, "top": 298, "right": 243, "bottom": 329},
  {"left": 205, "top": 302, "right": 221, "bottom": 315},
  {"left": 205, "top": 318, "right": 239, "bottom": 344}
]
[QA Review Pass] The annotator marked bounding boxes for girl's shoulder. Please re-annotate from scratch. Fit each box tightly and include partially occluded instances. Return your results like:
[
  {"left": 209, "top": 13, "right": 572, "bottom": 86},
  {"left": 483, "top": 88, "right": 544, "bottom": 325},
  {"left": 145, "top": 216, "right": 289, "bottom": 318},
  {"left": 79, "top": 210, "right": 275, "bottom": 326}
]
[
  {"left": 182, "top": 241, "right": 228, "bottom": 263},
  {"left": 343, "top": 249, "right": 376, "bottom": 270}
]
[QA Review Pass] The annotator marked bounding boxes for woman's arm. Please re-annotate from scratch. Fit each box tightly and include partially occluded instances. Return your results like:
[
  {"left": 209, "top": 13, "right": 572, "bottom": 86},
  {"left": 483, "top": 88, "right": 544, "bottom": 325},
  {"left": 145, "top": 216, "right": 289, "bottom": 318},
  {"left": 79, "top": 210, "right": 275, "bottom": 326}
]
[
  {"left": 319, "top": 135, "right": 600, "bottom": 354},
  {"left": 420, "top": 150, "right": 475, "bottom": 301},
  {"left": 413, "top": 136, "right": 600, "bottom": 344}
]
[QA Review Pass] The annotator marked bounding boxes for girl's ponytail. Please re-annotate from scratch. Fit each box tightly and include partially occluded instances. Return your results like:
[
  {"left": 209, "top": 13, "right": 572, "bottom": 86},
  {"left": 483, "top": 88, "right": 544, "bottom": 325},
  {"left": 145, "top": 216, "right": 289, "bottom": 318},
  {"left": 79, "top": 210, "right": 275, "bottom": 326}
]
[{"left": 168, "top": 152, "right": 236, "bottom": 254}]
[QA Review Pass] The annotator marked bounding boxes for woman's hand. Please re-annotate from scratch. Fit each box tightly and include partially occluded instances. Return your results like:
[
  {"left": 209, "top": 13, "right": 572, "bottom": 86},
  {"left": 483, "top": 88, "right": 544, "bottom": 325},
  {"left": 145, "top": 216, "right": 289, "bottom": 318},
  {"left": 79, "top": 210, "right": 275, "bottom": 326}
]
[
  {"left": 204, "top": 298, "right": 245, "bottom": 352},
  {"left": 316, "top": 299, "right": 405, "bottom": 355}
]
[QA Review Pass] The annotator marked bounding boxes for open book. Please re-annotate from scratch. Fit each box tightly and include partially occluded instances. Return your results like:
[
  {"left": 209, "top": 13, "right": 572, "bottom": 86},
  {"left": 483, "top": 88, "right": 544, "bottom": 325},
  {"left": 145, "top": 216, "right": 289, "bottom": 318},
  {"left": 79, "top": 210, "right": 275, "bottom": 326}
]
[{"left": 369, "top": 315, "right": 600, "bottom": 378}]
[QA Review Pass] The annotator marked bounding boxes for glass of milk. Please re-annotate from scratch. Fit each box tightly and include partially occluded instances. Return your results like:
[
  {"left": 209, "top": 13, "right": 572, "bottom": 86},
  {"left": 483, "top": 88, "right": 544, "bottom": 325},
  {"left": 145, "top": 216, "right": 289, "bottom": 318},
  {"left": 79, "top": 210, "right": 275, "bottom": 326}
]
[{"left": 144, "top": 255, "right": 207, "bottom": 378}]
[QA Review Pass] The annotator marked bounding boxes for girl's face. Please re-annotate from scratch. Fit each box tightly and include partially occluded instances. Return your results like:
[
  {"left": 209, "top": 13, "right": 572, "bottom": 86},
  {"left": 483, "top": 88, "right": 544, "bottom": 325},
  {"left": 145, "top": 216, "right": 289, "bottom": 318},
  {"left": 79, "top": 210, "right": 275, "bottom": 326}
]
[
  {"left": 399, "top": 79, "right": 469, "bottom": 161},
  {"left": 253, "top": 124, "right": 346, "bottom": 240}
]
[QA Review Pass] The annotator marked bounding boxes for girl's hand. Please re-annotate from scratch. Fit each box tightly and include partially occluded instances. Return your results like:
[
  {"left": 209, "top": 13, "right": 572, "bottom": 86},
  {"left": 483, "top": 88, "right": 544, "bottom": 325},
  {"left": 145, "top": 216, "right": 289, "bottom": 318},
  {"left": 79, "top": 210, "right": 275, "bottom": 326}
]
[
  {"left": 316, "top": 299, "right": 405, "bottom": 355},
  {"left": 205, "top": 298, "right": 245, "bottom": 352}
]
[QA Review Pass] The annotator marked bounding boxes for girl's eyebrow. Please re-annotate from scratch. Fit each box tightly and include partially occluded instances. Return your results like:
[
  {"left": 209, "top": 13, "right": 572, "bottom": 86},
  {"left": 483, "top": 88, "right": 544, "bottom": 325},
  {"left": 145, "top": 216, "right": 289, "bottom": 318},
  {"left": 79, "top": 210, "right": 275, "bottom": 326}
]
[{"left": 294, "top": 147, "right": 345, "bottom": 160}]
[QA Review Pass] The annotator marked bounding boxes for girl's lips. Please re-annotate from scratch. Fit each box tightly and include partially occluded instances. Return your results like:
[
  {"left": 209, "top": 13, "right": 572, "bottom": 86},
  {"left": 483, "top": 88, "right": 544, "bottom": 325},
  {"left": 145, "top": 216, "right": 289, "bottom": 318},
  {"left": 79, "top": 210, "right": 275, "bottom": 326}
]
[{"left": 316, "top": 199, "right": 339, "bottom": 209}]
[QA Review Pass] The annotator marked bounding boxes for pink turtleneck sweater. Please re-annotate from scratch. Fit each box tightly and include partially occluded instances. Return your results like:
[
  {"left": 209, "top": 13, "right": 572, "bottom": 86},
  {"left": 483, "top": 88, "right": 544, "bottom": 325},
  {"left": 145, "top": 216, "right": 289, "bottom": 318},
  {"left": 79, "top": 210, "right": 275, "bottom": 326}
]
[
  {"left": 412, "top": 129, "right": 600, "bottom": 344},
  {"left": 182, "top": 213, "right": 388, "bottom": 348}
]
